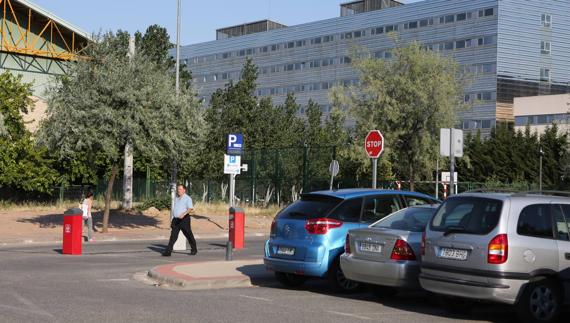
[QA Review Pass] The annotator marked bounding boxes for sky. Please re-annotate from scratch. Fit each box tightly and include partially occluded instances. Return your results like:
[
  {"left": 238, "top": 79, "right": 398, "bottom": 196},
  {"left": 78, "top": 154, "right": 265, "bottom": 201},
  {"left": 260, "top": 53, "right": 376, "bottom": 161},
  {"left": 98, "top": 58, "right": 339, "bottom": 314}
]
[{"left": 29, "top": 0, "right": 422, "bottom": 46}]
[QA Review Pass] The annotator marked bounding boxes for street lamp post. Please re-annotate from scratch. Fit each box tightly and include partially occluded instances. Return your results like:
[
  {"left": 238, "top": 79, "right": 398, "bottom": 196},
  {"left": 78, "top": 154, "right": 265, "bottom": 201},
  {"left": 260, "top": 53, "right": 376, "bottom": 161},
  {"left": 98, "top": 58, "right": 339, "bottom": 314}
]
[{"left": 171, "top": 0, "right": 182, "bottom": 213}]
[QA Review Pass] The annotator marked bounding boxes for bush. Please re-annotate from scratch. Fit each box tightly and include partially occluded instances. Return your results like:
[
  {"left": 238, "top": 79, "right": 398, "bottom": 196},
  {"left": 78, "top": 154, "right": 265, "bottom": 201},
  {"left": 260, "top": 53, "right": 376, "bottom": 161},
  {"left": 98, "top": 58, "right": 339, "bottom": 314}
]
[{"left": 139, "top": 196, "right": 171, "bottom": 211}]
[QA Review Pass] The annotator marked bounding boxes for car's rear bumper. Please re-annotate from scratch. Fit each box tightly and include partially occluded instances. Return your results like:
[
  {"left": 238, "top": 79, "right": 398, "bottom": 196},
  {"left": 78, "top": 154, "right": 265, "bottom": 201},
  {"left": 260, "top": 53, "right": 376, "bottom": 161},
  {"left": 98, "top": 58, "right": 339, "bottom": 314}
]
[
  {"left": 419, "top": 265, "right": 527, "bottom": 305},
  {"left": 263, "top": 257, "right": 328, "bottom": 277},
  {"left": 340, "top": 254, "right": 420, "bottom": 289}
]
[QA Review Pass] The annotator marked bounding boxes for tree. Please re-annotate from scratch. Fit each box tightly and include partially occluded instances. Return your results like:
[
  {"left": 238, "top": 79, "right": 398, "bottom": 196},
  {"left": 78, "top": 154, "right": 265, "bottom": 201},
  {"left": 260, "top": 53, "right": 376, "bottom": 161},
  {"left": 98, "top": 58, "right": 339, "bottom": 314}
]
[
  {"left": 339, "top": 41, "right": 467, "bottom": 190},
  {"left": 0, "top": 72, "right": 58, "bottom": 195},
  {"left": 38, "top": 32, "right": 203, "bottom": 232}
]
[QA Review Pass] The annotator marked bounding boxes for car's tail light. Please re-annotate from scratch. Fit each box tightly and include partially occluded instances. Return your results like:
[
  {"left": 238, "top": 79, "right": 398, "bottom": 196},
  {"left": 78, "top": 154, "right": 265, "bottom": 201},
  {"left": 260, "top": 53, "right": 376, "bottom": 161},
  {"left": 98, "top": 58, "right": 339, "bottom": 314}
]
[
  {"left": 391, "top": 239, "right": 416, "bottom": 261},
  {"left": 345, "top": 234, "right": 351, "bottom": 254},
  {"left": 420, "top": 231, "right": 426, "bottom": 256},
  {"left": 270, "top": 220, "right": 277, "bottom": 237},
  {"left": 305, "top": 218, "right": 343, "bottom": 234},
  {"left": 488, "top": 234, "right": 508, "bottom": 264}
]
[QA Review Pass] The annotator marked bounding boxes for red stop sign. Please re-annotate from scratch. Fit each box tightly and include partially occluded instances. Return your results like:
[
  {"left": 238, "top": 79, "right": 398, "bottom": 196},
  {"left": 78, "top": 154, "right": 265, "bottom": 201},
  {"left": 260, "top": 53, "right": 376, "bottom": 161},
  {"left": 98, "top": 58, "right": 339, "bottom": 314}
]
[{"left": 365, "top": 130, "right": 384, "bottom": 158}]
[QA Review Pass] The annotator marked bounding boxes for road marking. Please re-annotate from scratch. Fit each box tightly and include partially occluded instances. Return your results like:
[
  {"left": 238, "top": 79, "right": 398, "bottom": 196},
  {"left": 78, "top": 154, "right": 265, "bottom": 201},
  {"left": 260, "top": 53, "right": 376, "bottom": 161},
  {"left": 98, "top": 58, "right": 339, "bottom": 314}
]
[
  {"left": 96, "top": 278, "right": 130, "bottom": 282},
  {"left": 238, "top": 295, "right": 272, "bottom": 302},
  {"left": 327, "top": 311, "right": 372, "bottom": 320}
]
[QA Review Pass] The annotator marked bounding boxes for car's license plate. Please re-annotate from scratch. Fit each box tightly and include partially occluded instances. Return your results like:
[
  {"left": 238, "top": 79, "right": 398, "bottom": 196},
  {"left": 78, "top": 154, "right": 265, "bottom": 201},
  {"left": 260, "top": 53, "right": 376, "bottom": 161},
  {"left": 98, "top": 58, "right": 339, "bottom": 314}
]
[
  {"left": 438, "top": 248, "right": 468, "bottom": 261},
  {"left": 277, "top": 246, "right": 295, "bottom": 256},
  {"left": 360, "top": 242, "right": 382, "bottom": 253}
]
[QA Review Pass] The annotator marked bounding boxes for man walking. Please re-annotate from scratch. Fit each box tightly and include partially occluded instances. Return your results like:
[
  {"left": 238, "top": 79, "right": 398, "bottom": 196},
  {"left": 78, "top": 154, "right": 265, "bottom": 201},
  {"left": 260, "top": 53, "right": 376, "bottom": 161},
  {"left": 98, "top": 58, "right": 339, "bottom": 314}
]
[{"left": 162, "top": 184, "right": 198, "bottom": 256}]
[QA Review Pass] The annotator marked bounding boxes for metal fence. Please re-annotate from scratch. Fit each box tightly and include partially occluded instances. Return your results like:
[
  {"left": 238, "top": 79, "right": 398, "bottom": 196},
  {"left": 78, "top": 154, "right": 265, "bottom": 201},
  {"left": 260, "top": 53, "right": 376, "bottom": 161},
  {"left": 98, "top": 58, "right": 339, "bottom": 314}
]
[{"left": 6, "top": 145, "right": 544, "bottom": 205}]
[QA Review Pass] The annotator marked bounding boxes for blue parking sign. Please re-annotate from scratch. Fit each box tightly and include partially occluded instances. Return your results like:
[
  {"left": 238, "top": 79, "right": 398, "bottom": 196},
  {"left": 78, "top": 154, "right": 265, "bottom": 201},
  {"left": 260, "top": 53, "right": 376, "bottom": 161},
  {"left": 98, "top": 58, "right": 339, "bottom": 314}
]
[{"left": 227, "top": 133, "right": 243, "bottom": 155}]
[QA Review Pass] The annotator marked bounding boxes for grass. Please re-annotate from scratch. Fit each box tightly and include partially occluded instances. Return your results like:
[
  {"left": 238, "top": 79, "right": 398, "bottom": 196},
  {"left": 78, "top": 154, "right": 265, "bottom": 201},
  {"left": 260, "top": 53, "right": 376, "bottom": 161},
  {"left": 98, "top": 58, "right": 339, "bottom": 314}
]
[
  {"left": 194, "top": 202, "right": 281, "bottom": 218},
  {"left": 0, "top": 199, "right": 281, "bottom": 218}
]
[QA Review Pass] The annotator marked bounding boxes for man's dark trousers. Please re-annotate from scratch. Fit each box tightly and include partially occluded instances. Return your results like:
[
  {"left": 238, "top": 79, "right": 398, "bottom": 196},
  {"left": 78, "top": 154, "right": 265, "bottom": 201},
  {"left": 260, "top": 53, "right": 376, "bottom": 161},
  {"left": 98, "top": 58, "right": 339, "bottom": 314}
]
[{"left": 165, "top": 216, "right": 197, "bottom": 253}]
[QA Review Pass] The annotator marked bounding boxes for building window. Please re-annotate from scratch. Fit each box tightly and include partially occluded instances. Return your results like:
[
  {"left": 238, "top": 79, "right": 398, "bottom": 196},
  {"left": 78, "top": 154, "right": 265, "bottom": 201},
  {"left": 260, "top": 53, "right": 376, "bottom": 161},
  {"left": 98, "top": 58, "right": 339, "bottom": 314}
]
[
  {"left": 409, "top": 21, "right": 418, "bottom": 29},
  {"left": 541, "top": 14, "right": 552, "bottom": 28},
  {"left": 212, "top": 73, "right": 218, "bottom": 81},
  {"left": 456, "top": 40, "right": 466, "bottom": 49},
  {"left": 246, "top": 48, "right": 253, "bottom": 55},
  {"left": 541, "top": 41, "right": 551, "bottom": 55},
  {"left": 312, "top": 37, "right": 322, "bottom": 45},
  {"left": 444, "top": 41, "right": 454, "bottom": 50},
  {"left": 457, "top": 13, "right": 467, "bottom": 21},
  {"left": 286, "top": 41, "right": 295, "bottom": 49},
  {"left": 480, "top": 8, "right": 494, "bottom": 17},
  {"left": 385, "top": 24, "right": 398, "bottom": 32},
  {"left": 354, "top": 30, "right": 362, "bottom": 38},
  {"left": 373, "top": 26, "right": 384, "bottom": 34},
  {"left": 419, "top": 19, "right": 429, "bottom": 27},
  {"left": 323, "top": 35, "right": 334, "bottom": 42},
  {"left": 540, "top": 67, "right": 551, "bottom": 82},
  {"left": 296, "top": 40, "right": 306, "bottom": 47},
  {"left": 444, "top": 15, "right": 455, "bottom": 23},
  {"left": 481, "top": 120, "right": 492, "bottom": 129}
]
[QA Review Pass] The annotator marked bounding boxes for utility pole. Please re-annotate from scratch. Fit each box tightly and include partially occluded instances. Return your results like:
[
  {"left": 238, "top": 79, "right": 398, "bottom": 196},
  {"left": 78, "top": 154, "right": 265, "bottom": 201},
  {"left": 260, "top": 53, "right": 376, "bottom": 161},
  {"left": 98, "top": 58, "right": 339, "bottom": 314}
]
[
  {"left": 171, "top": 0, "right": 182, "bottom": 210},
  {"left": 122, "top": 36, "right": 136, "bottom": 210}
]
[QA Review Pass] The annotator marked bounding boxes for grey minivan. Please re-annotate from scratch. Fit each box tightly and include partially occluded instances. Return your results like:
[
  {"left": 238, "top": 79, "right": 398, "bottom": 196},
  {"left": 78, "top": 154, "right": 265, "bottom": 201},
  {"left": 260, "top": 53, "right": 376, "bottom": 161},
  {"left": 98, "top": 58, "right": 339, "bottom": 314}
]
[{"left": 420, "top": 192, "right": 570, "bottom": 323}]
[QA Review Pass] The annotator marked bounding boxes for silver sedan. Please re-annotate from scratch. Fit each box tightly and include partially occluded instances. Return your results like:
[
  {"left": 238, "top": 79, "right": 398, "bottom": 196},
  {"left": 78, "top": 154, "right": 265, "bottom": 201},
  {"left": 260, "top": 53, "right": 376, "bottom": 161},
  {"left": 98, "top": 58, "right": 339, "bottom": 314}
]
[{"left": 340, "top": 205, "right": 439, "bottom": 294}]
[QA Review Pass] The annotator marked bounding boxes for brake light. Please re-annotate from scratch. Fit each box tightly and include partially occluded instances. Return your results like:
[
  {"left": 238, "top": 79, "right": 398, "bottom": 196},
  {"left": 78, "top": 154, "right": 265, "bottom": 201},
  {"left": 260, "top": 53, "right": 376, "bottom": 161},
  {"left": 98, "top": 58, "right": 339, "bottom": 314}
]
[
  {"left": 390, "top": 239, "right": 416, "bottom": 261},
  {"left": 420, "top": 231, "right": 426, "bottom": 256},
  {"left": 488, "top": 234, "right": 508, "bottom": 264},
  {"left": 345, "top": 234, "right": 351, "bottom": 254},
  {"left": 305, "top": 218, "right": 343, "bottom": 234},
  {"left": 270, "top": 220, "right": 277, "bottom": 237}
]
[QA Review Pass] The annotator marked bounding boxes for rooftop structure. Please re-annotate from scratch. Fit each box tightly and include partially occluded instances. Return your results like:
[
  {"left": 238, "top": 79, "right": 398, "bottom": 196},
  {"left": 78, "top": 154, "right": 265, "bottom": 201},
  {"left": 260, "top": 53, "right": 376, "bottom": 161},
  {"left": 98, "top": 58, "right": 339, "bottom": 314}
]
[
  {"left": 340, "top": 0, "right": 403, "bottom": 16},
  {"left": 216, "top": 20, "right": 287, "bottom": 40}
]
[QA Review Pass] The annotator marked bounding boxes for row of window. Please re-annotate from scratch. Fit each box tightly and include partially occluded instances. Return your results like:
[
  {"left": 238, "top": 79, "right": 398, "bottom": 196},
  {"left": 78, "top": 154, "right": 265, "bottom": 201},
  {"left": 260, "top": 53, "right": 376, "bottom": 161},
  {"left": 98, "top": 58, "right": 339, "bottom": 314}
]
[
  {"left": 515, "top": 113, "right": 569, "bottom": 126},
  {"left": 464, "top": 91, "right": 497, "bottom": 103},
  {"left": 424, "top": 35, "right": 497, "bottom": 52},
  {"left": 198, "top": 59, "right": 495, "bottom": 85},
  {"left": 255, "top": 79, "right": 360, "bottom": 97},
  {"left": 188, "top": 6, "right": 497, "bottom": 65},
  {"left": 462, "top": 119, "right": 494, "bottom": 130}
]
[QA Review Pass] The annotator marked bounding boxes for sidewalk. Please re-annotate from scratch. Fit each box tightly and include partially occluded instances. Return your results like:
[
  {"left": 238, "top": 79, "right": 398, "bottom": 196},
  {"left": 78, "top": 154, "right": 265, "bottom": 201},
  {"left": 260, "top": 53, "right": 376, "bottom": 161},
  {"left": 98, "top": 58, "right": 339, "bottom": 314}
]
[
  {"left": 0, "top": 230, "right": 269, "bottom": 246},
  {"left": 148, "top": 258, "right": 274, "bottom": 290}
]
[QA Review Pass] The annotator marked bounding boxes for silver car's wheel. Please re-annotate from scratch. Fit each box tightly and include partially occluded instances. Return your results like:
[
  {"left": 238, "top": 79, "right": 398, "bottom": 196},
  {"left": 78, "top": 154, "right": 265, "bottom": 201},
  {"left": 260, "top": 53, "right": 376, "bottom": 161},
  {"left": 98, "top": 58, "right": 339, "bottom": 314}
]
[{"left": 517, "top": 279, "right": 560, "bottom": 323}]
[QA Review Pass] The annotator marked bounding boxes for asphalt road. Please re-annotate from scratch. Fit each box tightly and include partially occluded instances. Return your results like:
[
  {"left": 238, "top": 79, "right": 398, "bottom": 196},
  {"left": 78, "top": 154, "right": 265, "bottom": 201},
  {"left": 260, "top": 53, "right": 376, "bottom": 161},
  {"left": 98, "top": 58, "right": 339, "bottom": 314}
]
[{"left": 0, "top": 237, "right": 562, "bottom": 323}]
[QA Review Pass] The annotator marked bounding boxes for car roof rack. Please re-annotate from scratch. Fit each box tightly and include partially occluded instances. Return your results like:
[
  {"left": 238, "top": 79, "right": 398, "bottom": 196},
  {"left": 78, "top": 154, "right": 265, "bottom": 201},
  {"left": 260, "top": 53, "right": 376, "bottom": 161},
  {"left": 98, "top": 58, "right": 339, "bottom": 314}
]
[{"left": 512, "top": 190, "right": 570, "bottom": 198}]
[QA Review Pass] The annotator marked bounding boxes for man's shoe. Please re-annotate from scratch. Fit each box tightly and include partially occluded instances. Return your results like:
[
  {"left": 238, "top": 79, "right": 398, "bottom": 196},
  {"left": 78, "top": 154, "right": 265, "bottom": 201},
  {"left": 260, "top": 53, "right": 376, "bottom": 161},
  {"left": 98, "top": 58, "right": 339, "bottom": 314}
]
[
  {"left": 190, "top": 250, "right": 198, "bottom": 255},
  {"left": 161, "top": 251, "right": 172, "bottom": 257}
]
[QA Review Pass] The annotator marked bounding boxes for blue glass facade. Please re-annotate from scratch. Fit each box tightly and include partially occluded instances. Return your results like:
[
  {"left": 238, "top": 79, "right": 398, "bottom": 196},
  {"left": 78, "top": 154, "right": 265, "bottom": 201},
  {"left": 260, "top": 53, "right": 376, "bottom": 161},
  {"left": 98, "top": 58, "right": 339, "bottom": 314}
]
[{"left": 179, "top": 0, "right": 570, "bottom": 132}]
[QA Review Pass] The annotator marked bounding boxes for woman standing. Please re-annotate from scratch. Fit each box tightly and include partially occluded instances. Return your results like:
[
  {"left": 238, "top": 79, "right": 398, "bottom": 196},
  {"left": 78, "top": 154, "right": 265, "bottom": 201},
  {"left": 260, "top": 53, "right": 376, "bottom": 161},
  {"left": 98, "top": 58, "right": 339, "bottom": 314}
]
[{"left": 82, "top": 191, "right": 94, "bottom": 242}]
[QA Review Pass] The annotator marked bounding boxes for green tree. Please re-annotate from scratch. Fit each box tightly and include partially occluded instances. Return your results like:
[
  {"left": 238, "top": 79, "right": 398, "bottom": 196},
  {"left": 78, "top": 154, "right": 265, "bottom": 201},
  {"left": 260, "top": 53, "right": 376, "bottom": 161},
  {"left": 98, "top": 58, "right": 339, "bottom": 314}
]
[
  {"left": 38, "top": 32, "right": 203, "bottom": 232},
  {"left": 0, "top": 72, "right": 58, "bottom": 194},
  {"left": 339, "top": 41, "right": 466, "bottom": 190}
]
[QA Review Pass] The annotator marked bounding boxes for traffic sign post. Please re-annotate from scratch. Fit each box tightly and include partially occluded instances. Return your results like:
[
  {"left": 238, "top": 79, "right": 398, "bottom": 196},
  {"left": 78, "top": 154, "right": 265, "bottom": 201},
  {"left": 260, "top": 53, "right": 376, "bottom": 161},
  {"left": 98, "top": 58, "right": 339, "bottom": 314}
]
[
  {"left": 365, "top": 130, "right": 385, "bottom": 189},
  {"left": 329, "top": 160, "right": 339, "bottom": 190},
  {"left": 440, "top": 128, "right": 463, "bottom": 196}
]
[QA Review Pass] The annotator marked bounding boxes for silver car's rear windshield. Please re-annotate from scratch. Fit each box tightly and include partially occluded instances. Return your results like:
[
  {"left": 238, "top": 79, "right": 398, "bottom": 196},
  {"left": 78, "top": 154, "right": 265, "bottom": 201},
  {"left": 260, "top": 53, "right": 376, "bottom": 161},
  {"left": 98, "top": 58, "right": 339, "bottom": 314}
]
[
  {"left": 372, "top": 207, "right": 437, "bottom": 232},
  {"left": 430, "top": 197, "right": 503, "bottom": 235}
]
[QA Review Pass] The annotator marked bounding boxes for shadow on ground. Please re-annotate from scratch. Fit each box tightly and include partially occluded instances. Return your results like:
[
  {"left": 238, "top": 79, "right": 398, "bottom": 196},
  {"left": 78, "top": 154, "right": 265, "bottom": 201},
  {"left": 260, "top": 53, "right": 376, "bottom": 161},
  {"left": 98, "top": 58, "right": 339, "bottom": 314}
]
[
  {"left": 236, "top": 264, "right": 275, "bottom": 286},
  {"left": 17, "top": 210, "right": 162, "bottom": 229}
]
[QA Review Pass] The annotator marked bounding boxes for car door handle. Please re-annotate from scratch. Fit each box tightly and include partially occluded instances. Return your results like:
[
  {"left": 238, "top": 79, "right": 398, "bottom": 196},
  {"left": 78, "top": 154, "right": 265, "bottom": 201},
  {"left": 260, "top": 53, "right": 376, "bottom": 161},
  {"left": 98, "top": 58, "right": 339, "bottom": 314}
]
[{"left": 565, "top": 253, "right": 570, "bottom": 260}]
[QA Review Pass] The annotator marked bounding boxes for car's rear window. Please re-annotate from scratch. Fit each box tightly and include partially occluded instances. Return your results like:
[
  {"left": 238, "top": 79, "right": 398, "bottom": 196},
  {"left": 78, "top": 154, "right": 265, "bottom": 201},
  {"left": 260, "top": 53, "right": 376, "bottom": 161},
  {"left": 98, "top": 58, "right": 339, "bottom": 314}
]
[
  {"left": 430, "top": 197, "right": 502, "bottom": 235},
  {"left": 276, "top": 195, "right": 342, "bottom": 220},
  {"left": 372, "top": 207, "right": 437, "bottom": 232}
]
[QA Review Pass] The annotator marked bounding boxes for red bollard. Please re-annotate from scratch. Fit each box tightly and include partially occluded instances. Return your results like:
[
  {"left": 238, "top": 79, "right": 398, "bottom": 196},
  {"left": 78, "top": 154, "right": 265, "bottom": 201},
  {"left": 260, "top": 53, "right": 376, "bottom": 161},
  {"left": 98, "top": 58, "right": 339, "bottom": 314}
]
[
  {"left": 229, "top": 207, "right": 245, "bottom": 249},
  {"left": 62, "top": 208, "right": 83, "bottom": 255}
]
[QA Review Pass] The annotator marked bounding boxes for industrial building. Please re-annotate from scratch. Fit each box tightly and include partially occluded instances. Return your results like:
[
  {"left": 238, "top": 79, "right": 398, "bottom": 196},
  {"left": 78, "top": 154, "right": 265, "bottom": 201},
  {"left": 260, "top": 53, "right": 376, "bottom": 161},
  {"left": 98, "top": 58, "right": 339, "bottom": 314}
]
[
  {"left": 0, "top": 0, "right": 90, "bottom": 131},
  {"left": 180, "top": 0, "right": 570, "bottom": 134}
]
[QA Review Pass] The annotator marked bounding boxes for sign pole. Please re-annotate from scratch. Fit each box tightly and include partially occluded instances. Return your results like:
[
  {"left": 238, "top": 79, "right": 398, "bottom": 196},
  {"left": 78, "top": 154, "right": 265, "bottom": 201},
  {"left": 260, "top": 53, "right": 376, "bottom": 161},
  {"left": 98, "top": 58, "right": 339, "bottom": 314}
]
[
  {"left": 435, "top": 157, "right": 439, "bottom": 200},
  {"left": 372, "top": 158, "right": 378, "bottom": 189},
  {"left": 229, "top": 174, "right": 235, "bottom": 207},
  {"left": 450, "top": 130, "right": 455, "bottom": 195}
]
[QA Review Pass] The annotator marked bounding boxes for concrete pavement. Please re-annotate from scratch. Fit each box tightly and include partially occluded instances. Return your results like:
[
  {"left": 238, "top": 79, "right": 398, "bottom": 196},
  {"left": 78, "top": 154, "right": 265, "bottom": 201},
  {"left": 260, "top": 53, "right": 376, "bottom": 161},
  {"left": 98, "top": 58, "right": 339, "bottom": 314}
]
[{"left": 148, "top": 258, "right": 273, "bottom": 290}]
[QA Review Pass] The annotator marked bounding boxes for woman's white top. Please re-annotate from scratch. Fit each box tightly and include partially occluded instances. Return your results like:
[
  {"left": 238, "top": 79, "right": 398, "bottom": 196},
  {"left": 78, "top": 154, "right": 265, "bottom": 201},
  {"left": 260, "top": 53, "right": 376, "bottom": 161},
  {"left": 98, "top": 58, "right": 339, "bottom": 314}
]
[{"left": 82, "top": 199, "right": 91, "bottom": 218}]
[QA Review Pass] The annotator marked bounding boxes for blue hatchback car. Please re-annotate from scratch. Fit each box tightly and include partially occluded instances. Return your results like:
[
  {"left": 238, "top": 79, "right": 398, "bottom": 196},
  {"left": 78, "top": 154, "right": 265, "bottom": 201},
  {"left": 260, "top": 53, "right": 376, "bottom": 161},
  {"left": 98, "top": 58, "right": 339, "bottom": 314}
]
[{"left": 264, "top": 189, "right": 439, "bottom": 292}]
